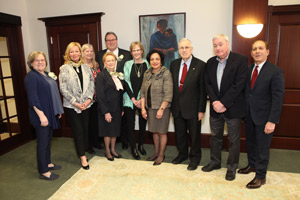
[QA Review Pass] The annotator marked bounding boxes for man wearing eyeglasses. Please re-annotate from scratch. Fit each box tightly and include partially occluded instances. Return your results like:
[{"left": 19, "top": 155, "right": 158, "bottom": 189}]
[
  {"left": 96, "top": 32, "right": 132, "bottom": 73},
  {"left": 170, "top": 38, "right": 207, "bottom": 171}
]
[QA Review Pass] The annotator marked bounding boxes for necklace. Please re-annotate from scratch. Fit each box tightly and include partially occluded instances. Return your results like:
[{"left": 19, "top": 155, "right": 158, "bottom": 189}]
[{"left": 134, "top": 63, "right": 143, "bottom": 78}]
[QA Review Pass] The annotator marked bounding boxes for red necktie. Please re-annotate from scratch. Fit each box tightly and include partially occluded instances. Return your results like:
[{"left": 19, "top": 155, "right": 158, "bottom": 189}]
[
  {"left": 251, "top": 65, "right": 259, "bottom": 89},
  {"left": 179, "top": 63, "right": 187, "bottom": 92}
]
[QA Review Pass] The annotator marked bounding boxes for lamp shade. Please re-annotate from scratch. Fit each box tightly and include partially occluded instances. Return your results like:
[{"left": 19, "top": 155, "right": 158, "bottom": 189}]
[{"left": 237, "top": 24, "right": 263, "bottom": 38}]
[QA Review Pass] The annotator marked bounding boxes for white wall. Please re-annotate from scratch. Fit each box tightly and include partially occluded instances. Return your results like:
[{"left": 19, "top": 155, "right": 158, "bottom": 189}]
[{"left": 269, "top": 0, "right": 300, "bottom": 5}]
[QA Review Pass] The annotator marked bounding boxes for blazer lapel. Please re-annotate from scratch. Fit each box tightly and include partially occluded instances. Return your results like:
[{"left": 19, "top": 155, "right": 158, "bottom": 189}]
[
  {"left": 252, "top": 61, "right": 268, "bottom": 90},
  {"left": 174, "top": 60, "right": 181, "bottom": 92},
  {"left": 182, "top": 57, "right": 196, "bottom": 92},
  {"left": 81, "top": 65, "right": 88, "bottom": 94},
  {"left": 70, "top": 66, "right": 82, "bottom": 93},
  {"left": 104, "top": 69, "right": 117, "bottom": 90}
]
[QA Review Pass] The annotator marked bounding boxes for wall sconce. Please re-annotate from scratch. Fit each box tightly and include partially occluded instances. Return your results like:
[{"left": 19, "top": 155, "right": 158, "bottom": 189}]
[{"left": 237, "top": 24, "right": 263, "bottom": 38}]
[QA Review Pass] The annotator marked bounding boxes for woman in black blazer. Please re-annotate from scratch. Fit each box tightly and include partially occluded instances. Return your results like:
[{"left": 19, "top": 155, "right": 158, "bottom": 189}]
[
  {"left": 24, "top": 51, "right": 63, "bottom": 180},
  {"left": 96, "top": 52, "right": 124, "bottom": 161}
]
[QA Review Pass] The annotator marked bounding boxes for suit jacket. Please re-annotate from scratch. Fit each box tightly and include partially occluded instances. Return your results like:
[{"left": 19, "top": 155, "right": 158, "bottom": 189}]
[
  {"left": 170, "top": 56, "right": 207, "bottom": 119},
  {"left": 96, "top": 69, "right": 124, "bottom": 115},
  {"left": 59, "top": 63, "right": 94, "bottom": 113},
  {"left": 245, "top": 61, "right": 285, "bottom": 125},
  {"left": 205, "top": 52, "right": 248, "bottom": 119},
  {"left": 95, "top": 48, "right": 132, "bottom": 72}
]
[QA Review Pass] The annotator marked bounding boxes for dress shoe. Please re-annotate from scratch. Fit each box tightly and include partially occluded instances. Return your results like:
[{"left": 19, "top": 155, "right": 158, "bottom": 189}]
[
  {"left": 81, "top": 164, "right": 90, "bottom": 170},
  {"left": 147, "top": 155, "right": 158, "bottom": 161},
  {"left": 246, "top": 178, "right": 266, "bottom": 189},
  {"left": 138, "top": 144, "right": 147, "bottom": 155},
  {"left": 201, "top": 163, "right": 221, "bottom": 172},
  {"left": 153, "top": 156, "right": 165, "bottom": 166},
  {"left": 40, "top": 173, "right": 59, "bottom": 180},
  {"left": 187, "top": 162, "right": 198, "bottom": 171},
  {"left": 225, "top": 170, "right": 236, "bottom": 181},
  {"left": 87, "top": 148, "right": 96, "bottom": 154},
  {"left": 122, "top": 143, "right": 128, "bottom": 150},
  {"left": 104, "top": 153, "right": 114, "bottom": 161},
  {"left": 172, "top": 155, "right": 188, "bottom": 164},
  {"left": 238, "top": 165, "right": 256, "bottom": 174},
  {"left": 48, "top": 164, "right": 62, "bottom": 170},
  {"left": 111, "top": 152, "right": 122, "bottom": 159},
  {"left": 131, "top": 148, "right": 141, "bottom": 160}
]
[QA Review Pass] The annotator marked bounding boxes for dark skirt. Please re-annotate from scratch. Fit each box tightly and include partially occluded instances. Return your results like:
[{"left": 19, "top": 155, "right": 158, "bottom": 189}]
[{"left": 98, "top": 104, "right": 122, "bottom": 137}]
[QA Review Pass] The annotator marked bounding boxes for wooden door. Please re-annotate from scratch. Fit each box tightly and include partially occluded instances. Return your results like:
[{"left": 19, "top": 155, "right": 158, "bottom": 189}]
[
  {"left": 267, "top": 5, "right": 300, "bottom": 150},
  {"left": 39, "top": 12, "right": 104, "bottom": 137},
  {"left": 0, "top": 13, "right": 32, "bottom": 155}
]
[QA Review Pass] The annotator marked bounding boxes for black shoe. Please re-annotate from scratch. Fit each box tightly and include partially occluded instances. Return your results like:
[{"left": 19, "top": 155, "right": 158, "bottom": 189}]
[
  {"left": 225, "top": 170, "right": 236, "bottom": 181},
  {"left": 87, "top": 148, "right": 96, "bottom": 154},
  {"left": 147, "top": 155, "right": 158, "bottom": 161},
  {"left": 187, "top": 162, "right": 198, "bottom": 171},
  {"left": 111, "top": 152, "right": 122, "bottom": 159},
  {"left": 172, "top": 155, "right": 188, "bottom": 164},
  {"left": 82, "top": 164, "right": 90, "bottom": 170},
  {"left": 104, "top": 153, "right": 114, "bottom": 161},
  {"left": 48, "top": 164, "right": 62, "bottom": 170},
  {"left": 122, "top": 143, "right": 128, "bottom": 150},
  {"left": 40, "top": 173, "right": 59, "bottom": 180},
  {"left": 238, "top": 165, "right": 256, "bottom": 174},
  {"left": 138, "top": 144, "right": 147, "bottom": 155},
  {"left": 131, "top": 148, "right": 141, "bottom": 160},
  {"left": 201, "top": 163, "right": 221, "bottom": 172}
]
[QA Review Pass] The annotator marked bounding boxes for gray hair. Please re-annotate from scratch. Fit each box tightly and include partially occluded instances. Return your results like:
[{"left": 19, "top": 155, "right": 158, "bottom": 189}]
[
  {"left": 212, "top": 34, "right": 229, "bottom": 43},
  {"left": 178, "top": 38, "right": 193, "bottom": 48}
]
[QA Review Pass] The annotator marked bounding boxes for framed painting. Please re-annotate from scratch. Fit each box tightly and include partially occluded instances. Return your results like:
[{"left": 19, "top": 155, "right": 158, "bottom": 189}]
[{"left": 139, "top": 12, "right": 186, "bottom": 69}]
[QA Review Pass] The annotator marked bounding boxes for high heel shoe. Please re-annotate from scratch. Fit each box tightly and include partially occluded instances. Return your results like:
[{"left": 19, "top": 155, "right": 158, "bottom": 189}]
[
  {"left": 111, "top": 152, "right": 122, "bottom": 159},
  {"left": 81, "top": 158, "right": 89, "bottom": 170},
  {"left": 153, "top": 155, "right": 165, "bottom": 166},
  {"left": 147, "top": 155, "right": 158, "bottom": 161},
  {"left": 138, "top": 144, "right": 147, "bottom": 155},
  {"left": 104, "top": 153, "right": 114, "bottom": 161}
]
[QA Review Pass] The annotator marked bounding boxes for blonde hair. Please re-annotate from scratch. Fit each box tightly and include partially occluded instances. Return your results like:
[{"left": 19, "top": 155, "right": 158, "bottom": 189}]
[
  {"left": 82, "top": 43, "right": 99, "bottom": 69},
  {"left": 63, "top": 42, "right": 83, "bottom": 64},
  {"left": 102, "top": 52, "right": 117, "bottom": 64},
  {"left": 27, "top": 51, "right": 48, "bottom": 70},
  {"left": 129, "top": 41, "right": 144, "bottom": 57}
]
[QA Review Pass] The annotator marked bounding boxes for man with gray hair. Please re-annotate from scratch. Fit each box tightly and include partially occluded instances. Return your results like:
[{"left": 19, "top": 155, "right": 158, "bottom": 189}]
[
  {"left": 202, "top": 34, "right": 248, "bottom": 181},
  {"left": 170, "top": 38, "right": 206, "bottom": 170}
]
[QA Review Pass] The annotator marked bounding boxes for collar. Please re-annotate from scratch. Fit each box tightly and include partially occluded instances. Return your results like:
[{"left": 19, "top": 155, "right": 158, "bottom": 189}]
[{"left": 216, "top": 51, "right": 230, "bottom": 63}]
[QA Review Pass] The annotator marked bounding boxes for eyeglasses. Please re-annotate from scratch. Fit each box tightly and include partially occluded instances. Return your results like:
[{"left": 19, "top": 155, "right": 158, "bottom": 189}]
[
  {"left": 105, "top": 39, "right": 117, "bottom": 42},
  {"left": 132, "top": 49, "right": 141, "bottom": 53}
]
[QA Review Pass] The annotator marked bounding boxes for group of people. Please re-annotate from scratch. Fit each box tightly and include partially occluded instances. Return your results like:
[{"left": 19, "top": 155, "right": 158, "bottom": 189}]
[{"left": 25, "top": 31, "right": 284, "bottom": 190}]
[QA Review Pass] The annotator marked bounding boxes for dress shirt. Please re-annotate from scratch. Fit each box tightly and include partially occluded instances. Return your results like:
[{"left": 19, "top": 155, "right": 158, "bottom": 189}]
[
  {"left": 178, "top": 56, "right": 192, "bottom": 87},
  {"left": 216, "top": 52, "right": 230, "bottom": 91}
]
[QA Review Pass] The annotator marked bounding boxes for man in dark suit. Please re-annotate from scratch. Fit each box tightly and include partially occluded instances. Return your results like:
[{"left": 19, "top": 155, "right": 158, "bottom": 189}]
[
  {"left": 95, "top": 32, "right": 132, "bottom": 149},
  {"left": 238, "top": 40, "right": 284, "bottom": 189},
  {"left": 170, "top": 38, "right": 207, "bottom": 171},
  {"left": 95, "top": 32, "right": 132, "bottom": 73},
  {"left": 202, "top": 34, "right": 248, "bottom": 181}
]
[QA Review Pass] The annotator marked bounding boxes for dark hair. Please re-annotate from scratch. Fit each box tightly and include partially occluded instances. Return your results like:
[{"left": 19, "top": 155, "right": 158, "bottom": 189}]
[
  {"left": 105, "top": 32, "right": 118, "bottom": 41},
  {"left": 157, "top": 19, "right": 168, "bottom": 30},
  {"left": 146, "top": 49, "right": 164, "bottom": 66},
  {"left": 252, "top": 40, "right": 269, "bottom": 50}
]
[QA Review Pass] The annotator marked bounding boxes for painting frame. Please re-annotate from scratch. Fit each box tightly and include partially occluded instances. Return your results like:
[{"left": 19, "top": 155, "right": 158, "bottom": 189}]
[{"left": 139, "top": 12, "right": 186, "bottom": 68}]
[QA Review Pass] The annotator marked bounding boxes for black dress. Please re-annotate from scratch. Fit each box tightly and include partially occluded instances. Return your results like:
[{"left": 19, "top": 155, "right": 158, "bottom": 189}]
[{"left": 96, "top": 69, "right": 123, "bottom": 137}]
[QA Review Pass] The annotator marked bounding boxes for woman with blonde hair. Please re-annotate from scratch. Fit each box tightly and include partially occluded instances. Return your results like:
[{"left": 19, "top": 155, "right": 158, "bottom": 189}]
[
  {"left": 82, "top": 43, "right": 102, "bottom": 152},
  {"left": 59, "top": 42, "right": 94, "bottom": 169},
  {"left": 123, "top": 41, "right": 150, "bottom": 160}
]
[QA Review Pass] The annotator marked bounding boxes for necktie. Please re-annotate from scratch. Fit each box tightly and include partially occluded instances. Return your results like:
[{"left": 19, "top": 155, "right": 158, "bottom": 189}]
[
  {"left": 251, "top": 65, "right": 259, "bottom": 89},
  {"left": 179, "top": 63, "right": 187, "bottom": 92}
]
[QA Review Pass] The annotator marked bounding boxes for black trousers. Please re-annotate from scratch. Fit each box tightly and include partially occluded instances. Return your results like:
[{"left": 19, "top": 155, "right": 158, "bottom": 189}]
[
  {"left": 209, "top": 114, "right": 241, "bottom": 172},
  {"left": 174, "top": 112, "right": 202, "bottom": 164},
  {"left": 124, "top": 106, "right": 147, "bottom": 148},
  {"left": 65, "top": 107, "right": 90, "bottom": 157},
  {"left": 89, "top": 102, "right": 102, "bottom": 148},
  {"left": 245, "top": 111, "right": 273, "bottom": 179},
  {"left": 35, "top": 126, "right": 53, "bottom": 173}
]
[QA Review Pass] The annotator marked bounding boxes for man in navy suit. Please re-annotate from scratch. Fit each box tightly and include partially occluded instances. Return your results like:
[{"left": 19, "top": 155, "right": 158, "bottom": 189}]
[
  {"left": 238, "top": 40, "right": 284, "bottom": 189},
  {"left": 95, "top": 32, "right": 132, "bottom": 149},
  {"left": 95, "top": 32, "right": 132, "bottom": 73},
  {"left": 202, "top": 34, "right": 248, "bottom": 181},
  {"left": 170, "top": 38, "right": 206, "bottom": 171}
]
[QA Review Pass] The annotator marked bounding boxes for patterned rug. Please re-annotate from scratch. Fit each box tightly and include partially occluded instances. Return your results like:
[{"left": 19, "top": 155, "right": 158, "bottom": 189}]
[{"left": 49, "top": 156, "right": 300, "bottom": 200}]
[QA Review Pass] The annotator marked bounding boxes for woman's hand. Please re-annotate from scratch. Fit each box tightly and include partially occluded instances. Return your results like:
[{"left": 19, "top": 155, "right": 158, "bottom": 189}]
[
  {"left": 156, "top": 109, "right": 164, "bottom": 119},
  {"left": 136, "top": 100, "right": 141, "bottom": 109},
  {"left": 105, "top": 113, "right": 112, "bottom": 123},
  {"left": 58, "top": 114, "right": 62, "bottom": 119},
  {"left": 73, "top": 102, "right": 85, "bottom": 111},
  {"left": 39, "top": 114, "right": 49, "bottom": 127},
  {"left": 141, "top": 109, "right": 147, "bottom": 120},
  {"left": 82, "top": 99, "right": 92, "bottom": 109}
]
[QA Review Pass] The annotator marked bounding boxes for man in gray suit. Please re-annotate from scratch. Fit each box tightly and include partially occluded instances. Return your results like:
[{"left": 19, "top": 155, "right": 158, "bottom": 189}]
[{"left": 238, "top": 40, "right": 284, "bottom": 189}]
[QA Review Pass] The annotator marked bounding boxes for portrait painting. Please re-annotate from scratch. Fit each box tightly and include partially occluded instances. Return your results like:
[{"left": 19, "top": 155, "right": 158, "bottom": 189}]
[{"left": 139, "top": 13, "right": 186, "bottom": 69}]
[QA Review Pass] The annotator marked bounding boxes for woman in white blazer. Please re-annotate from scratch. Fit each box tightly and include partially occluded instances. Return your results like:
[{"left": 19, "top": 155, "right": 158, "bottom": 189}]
[{"left": 59, "top": 42, "right": 94, "bottom": 170}]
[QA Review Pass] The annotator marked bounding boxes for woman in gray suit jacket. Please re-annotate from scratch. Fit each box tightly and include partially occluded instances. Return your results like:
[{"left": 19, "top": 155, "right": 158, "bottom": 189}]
[{"left": 59, "top": 42, "right": 94, "bottom": 170}]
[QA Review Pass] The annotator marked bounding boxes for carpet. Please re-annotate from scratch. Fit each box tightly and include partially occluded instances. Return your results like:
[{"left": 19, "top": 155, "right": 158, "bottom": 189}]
[{"left": 49, "top": 156, "right": 300, "bottom": 200}]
